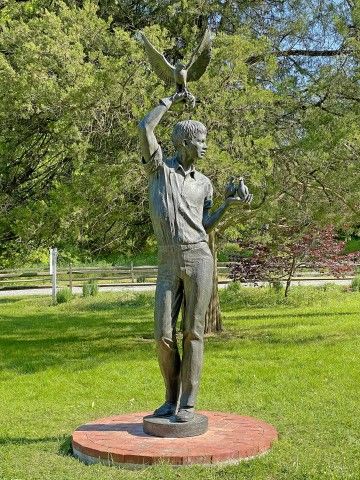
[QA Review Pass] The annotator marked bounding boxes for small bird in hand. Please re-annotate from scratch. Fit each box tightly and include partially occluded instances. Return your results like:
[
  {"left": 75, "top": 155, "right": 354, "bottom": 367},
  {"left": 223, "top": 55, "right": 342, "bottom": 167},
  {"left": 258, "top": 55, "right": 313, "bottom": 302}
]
[
  {"left": 238, "top": 177, "right": 249, "bottom": 200},
  {"left": 225, "top": 176, "right": 238, "bottom": 199},
  {"left": 225, "top": 176, "right": 253, "bottom": 206}
]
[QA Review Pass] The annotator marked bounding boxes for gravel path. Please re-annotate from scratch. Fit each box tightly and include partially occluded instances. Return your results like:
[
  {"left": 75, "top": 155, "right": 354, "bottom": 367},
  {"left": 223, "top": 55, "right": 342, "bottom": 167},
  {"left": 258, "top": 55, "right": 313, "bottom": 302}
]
[{"left": 0, "top": 278, "right": 353, "bottom": 298}]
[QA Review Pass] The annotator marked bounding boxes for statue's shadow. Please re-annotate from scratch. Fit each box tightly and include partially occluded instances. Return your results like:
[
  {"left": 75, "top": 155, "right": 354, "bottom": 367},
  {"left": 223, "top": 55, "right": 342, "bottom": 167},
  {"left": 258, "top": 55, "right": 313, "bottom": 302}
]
[{"left": 75, "top": 422, "right": 147, "bottom": 438}]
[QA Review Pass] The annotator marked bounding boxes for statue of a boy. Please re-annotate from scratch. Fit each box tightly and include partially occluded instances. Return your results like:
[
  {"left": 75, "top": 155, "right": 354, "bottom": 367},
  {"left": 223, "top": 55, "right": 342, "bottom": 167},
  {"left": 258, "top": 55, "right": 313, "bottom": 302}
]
[{"left": 138, "top": 91, "right": 252, "bottom": 423}]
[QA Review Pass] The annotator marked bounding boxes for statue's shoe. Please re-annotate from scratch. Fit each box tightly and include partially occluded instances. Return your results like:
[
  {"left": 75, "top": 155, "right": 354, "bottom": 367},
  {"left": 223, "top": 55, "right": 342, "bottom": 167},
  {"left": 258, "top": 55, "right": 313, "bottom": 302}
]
[
  {"left": 153, "top": 401, "right": 176, "bottom": 417},
  {"left": 175, "top": 407, "right": 195, "bottom": 423}
]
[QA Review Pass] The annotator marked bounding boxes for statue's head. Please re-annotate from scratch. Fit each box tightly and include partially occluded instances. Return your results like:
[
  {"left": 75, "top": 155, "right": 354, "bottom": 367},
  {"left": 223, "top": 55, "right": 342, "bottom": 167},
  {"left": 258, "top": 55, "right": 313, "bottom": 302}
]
[{"left": 172, "top": 120, "right": 207, "bottom": 160}]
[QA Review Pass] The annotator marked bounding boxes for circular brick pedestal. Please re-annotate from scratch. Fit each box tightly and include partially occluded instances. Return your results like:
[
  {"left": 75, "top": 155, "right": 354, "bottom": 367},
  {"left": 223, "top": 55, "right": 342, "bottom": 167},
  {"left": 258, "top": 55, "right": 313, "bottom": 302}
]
[
  {"left": 143, "top": 413, "right": 208, "bottom": 438},
  {"left": 72, "top": 411, "right": 278, "bottom": 467}
]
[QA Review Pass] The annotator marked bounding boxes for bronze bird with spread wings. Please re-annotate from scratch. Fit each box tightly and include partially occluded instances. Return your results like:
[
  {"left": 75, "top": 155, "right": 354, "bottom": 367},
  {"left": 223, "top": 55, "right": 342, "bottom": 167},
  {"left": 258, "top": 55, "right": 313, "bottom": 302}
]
[{"left": 139, "top": 29, "right": 212, "bottom": 95}]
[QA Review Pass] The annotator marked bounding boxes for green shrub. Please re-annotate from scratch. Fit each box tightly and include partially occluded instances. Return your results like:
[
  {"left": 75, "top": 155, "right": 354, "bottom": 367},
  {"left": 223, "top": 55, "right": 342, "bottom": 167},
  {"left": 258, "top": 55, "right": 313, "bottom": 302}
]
[
  {"left": 82, "top": 280, "right": 99, "bottom": 297},
  {"left": 56, "top": 288, "right": 73, "bottom": 304},
  {"left": 351, "top": 275, "right": 360, "bottom": 292}
]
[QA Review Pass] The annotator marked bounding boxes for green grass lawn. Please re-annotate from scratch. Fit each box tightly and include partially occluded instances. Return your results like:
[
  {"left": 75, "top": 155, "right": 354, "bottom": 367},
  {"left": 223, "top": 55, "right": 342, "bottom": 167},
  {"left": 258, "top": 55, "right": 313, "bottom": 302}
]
[{"left": 0, "top": 287, "right": 359, "bottom": 480}]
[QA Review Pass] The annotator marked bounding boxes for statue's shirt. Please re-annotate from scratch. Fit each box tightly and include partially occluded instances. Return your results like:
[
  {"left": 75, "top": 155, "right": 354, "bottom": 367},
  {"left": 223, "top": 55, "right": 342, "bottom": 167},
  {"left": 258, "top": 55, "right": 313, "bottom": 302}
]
[{"left": 142, "top": 147, "right": 213, "bottom": 246}]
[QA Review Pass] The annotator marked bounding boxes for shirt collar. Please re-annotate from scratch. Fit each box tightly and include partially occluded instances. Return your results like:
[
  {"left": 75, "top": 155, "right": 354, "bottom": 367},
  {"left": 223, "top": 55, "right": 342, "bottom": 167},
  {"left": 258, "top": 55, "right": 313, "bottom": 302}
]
[{"left": 174, "top": 158, "right": 196, "bottom": 179}]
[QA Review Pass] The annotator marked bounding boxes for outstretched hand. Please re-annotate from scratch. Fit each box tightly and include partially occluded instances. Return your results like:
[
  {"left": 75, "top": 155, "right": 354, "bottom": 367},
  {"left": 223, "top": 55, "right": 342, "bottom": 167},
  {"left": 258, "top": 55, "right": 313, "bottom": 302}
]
[{"left": 225, "top": 194, "right": 253, "bottom": 206}]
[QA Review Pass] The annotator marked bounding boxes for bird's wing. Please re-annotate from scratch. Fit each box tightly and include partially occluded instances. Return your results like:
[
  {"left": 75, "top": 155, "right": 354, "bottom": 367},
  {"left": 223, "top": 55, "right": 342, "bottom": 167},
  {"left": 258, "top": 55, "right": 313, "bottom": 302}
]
[
  {"left": 186, "top": 28, "right": 212, "bottom": 82},
  {"left": 140, "top": 33, "right": 175, "bottom": 84}
]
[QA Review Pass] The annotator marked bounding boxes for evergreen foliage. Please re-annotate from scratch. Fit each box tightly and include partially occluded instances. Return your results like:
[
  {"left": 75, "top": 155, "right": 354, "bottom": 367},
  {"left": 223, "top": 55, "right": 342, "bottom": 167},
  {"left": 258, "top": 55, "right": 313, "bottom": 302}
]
[{"left": 0, "top": 0, "right": 359, "bottom": 267}]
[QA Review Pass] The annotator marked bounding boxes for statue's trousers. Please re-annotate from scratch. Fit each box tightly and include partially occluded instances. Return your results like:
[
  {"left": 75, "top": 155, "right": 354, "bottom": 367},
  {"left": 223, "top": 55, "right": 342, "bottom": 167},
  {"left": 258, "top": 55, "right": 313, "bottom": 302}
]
[{"left": 154, "top": 241, "right": 214, "bottom": 407}]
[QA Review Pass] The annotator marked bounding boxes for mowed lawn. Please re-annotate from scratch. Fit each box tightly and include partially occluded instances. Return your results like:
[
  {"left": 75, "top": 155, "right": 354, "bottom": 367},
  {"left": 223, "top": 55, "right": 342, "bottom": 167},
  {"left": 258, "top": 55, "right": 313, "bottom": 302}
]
[{"left": 0, "top": 287, "right": 359, "bottom": 480}]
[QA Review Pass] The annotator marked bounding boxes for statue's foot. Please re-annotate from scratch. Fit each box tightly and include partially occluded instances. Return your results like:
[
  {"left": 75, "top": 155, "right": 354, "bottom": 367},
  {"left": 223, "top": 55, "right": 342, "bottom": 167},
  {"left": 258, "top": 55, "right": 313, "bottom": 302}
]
[
  {"left": 153, "top": 401, "right": 176, "bottom": 417},
  {"left": 175, "top": 406, "right": 195, "bottom": 423}
]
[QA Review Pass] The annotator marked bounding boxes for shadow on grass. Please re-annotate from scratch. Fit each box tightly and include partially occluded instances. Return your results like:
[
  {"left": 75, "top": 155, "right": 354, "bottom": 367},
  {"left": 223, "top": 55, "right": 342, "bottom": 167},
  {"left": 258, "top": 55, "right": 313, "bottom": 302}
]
[
  {"left": 214, "top": 310, "right": 358, "bottom": 346},
  {"left": 1, "top": 434, "right": 76, "bottom": 457},
  {"left": 224, "top": 310, "right": 356, "bottom": 322},
  {"left": 0, "top": 436, "right": 61, "bottom": 446},
  {"left": 1, "top": 294, "right": 358, "bottom": 375},
  {"left": 0, "top": 297, "right": 24, "bottom": 305},
  {"left": 0, "top": 303, "right": 155, "bottom": 374},
  {"left": 208, "top": 332, "right": 350, "bottom": 348}
]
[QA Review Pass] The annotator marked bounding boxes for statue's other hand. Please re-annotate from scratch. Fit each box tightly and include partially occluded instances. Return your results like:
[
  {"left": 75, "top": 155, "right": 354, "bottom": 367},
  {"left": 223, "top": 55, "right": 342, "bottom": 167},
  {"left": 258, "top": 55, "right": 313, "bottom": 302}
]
[{"left": 225, "top": 193, "right": 253, "bottom": 206}]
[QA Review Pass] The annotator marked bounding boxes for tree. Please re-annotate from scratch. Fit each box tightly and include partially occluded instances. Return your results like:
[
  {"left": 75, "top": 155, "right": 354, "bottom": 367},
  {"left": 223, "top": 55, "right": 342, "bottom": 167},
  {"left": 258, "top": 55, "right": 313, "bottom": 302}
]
[
  {"left": 0, "top": 2, "right": 158, "bottom": 266},
  {"left": 0, "top": 7, "right": 279, "bottom": 271},
  {"left": 1, "top": 0, "right": 359, "bottom": 333},
  {"left": 230, "top": 225, "right": 360, "bottom": 296}
]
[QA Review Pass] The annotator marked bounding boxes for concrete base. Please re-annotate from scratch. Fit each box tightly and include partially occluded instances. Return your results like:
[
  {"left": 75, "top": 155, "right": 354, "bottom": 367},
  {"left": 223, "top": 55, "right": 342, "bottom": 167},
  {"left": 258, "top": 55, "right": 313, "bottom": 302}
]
[
  {"left": 143, "top": 413, "right": 208, "bottom": 437},
  {"left": 72, "top": 411, "right": 278, "bottom": 467}
]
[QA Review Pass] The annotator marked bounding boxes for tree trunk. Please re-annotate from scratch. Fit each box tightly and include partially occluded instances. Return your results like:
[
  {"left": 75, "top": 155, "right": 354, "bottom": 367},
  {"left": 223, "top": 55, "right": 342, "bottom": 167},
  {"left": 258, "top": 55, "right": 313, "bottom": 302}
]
[
  {"left": 204, "top": 231, "right": 223, "bottom": 333},
  {"left": 284, "top": 255, "right": 296, "bottom": 297}
]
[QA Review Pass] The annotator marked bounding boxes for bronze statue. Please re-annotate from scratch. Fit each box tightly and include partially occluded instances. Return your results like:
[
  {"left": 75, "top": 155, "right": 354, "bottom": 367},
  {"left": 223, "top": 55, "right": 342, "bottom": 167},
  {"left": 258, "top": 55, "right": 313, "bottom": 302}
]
[{"left": 138, "top": 31, "right": 252, "bottom": 424}]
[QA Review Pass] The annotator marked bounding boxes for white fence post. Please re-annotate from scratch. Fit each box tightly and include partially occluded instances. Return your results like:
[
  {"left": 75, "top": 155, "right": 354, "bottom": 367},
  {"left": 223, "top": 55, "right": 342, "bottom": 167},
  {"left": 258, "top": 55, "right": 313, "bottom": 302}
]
[
  {"left": 50, "top": 247, "right": 58, "bottom": 304},
  {"left": 131, "top": 262, "right": 135, "bottom": 283},
  {"left": 69, "top": 263, "right": 73, "bottom": 294}
]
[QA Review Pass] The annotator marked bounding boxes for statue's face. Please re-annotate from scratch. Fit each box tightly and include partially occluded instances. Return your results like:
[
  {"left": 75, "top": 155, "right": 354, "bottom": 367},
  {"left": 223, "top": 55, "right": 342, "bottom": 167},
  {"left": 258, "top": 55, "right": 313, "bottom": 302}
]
[{"left": 184, "top": 132, "right": 207, "bottom": 160}]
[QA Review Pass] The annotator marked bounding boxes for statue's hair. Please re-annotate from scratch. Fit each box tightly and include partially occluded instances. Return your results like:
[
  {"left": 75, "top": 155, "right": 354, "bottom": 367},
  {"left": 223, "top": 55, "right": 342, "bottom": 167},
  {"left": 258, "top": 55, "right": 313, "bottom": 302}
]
[{"left": 172, "top": 120, "right": 207, "bottom": 149}]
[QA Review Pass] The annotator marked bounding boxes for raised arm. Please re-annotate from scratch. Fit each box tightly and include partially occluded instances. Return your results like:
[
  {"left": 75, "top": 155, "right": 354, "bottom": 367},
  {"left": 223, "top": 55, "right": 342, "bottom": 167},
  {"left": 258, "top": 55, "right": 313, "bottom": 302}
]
[{"left": 138, "top": 92, "right": 187, "bottom": 163}]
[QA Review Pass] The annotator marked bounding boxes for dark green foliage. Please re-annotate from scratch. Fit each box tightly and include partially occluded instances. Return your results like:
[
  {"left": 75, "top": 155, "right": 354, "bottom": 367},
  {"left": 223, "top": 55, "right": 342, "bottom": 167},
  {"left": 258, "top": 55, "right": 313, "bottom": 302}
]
[
  {"left": 0, "top": 1, "right": 154, "bottom": 266},
  {"left": 0, "top": 0, "right": 359, "bottom": 269}
]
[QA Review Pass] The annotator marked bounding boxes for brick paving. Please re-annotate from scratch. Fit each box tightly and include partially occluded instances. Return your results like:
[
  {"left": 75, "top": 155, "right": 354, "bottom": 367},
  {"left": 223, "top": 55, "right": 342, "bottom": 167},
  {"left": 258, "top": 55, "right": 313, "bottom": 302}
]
[{"left": 72, "top": 411, "right": 278, "bottom": 466}]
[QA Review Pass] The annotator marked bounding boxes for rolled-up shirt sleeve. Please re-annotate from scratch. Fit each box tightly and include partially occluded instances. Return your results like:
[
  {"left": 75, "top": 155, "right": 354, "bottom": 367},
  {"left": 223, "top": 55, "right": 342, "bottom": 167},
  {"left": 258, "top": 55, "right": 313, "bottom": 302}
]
[{"left": 141, "top": 145, "right": 163, "bottom": 175}]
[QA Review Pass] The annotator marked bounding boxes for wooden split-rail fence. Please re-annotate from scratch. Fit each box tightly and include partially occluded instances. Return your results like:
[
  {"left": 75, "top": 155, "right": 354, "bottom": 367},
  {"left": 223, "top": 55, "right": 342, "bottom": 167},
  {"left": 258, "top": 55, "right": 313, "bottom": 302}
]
[{"left": 0, "top": 263, "right": 357, "bottom": 292}]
